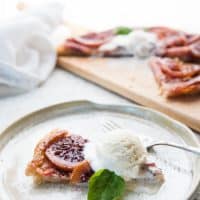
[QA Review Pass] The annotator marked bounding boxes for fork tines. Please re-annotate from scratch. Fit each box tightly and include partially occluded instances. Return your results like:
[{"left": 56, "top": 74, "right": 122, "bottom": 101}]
[{"left": 102, "top": 120, "right": 121, "bottom": 132}]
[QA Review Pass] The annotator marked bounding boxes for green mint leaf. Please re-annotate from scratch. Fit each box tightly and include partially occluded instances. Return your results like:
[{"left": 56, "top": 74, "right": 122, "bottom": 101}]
[
  {"left": 88, "top": 169, "right": 125, "bottom": 200},
  {"left": 115, "top": 26, "right": 133, "bottom": 35}
]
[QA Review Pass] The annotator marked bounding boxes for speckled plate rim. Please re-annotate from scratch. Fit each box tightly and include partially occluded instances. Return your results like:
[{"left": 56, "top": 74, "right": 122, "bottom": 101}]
[{"left": 0, "top": 100, "right": 199, "bottom": 200}]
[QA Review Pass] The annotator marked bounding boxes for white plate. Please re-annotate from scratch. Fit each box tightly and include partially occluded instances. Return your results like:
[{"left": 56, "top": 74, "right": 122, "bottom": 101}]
[{"left": 0, "top": 101, "right": 199, "bottom": 200}]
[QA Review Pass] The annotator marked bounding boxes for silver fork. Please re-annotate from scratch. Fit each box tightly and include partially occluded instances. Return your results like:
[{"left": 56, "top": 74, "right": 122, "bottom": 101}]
[{"left": 102, "top": 120, "right": 200, "bottom": 156}]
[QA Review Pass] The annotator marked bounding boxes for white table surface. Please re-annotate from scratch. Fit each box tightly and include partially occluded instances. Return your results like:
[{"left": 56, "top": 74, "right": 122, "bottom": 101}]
[{"left": 0, "top": 68, "right": 132, "bottom": 131}]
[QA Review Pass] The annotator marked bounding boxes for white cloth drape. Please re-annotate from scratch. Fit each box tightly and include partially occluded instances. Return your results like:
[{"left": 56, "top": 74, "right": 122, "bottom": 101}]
[{"left": 0, "top": 2, "right": 63, "bottom": 96}]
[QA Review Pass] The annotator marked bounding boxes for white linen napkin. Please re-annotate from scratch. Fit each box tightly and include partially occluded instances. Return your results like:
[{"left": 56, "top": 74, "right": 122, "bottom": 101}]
[{"left": 0, "top": 2, "right": 63, "bottom": 96}]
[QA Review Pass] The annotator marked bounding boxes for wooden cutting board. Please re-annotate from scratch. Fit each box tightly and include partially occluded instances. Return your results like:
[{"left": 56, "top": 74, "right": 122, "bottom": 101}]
[{"left": 57, "top": 56, "right": 200, "bottom": 132}]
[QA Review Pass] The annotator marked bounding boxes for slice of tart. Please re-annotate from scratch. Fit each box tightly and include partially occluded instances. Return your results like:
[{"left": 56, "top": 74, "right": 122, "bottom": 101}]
[
  {"left": 57, "top": 30, "right": 114, "bottom": 56},
  {"left": 26, "top": 129, "right": 164, "bottom": 188},
  {"left": 149, "top": 57, "right": 200, "bottom": 97},
  {"left": 149, "top": 26, "right": 200, "bottom": 62},
  {"left": 26, "top": 129, "right": 93, "bottom": 184}
]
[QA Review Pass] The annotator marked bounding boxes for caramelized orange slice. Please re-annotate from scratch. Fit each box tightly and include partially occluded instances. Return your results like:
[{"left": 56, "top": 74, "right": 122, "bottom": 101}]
[{"left": 45, "top": 134, "right": 87, "bottom": 171}]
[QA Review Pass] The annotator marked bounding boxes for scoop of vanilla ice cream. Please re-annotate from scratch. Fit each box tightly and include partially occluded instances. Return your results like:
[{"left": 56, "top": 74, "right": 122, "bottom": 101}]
[
  {"left": 128, "top": 30, "right": 157, "bottom": 57},
  {"left": 99, "top": 29, "right": 157, "bottom": 58},
  {"left": 84, "top": 129, "right": 147, "bottom": 181}
]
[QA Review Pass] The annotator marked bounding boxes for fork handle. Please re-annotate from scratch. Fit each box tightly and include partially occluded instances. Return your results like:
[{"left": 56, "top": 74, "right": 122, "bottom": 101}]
[{"left": 147, "top": 142, "right": 200, "bottom": 156}]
